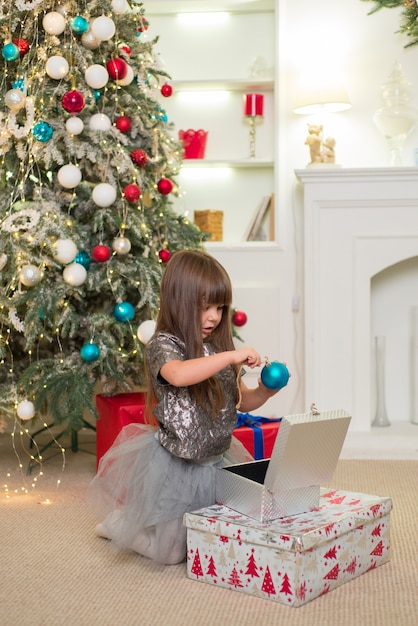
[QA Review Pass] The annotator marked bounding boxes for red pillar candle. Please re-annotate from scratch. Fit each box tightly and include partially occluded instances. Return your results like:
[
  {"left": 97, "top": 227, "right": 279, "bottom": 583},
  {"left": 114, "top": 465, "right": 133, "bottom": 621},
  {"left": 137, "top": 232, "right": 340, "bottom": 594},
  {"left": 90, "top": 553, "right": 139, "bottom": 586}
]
[{"left": 244, "top": 93, "right": 264, "bottom": 117}]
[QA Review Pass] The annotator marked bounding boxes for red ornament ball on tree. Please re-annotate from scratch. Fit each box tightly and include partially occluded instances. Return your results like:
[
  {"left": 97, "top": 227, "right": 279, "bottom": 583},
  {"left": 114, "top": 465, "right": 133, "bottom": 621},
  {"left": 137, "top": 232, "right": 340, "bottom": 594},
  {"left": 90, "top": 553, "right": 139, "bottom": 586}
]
[
  {"left": 62, "top": 90, "right": 85, "bottom": 114},
  {"left": 130, "top": 149, "right": 149, "bottom": 168},
  {"left": 119, "top": 45, "right": 131, "bottom": 56},
  {"left": 159, "top": 249, "right": 171, "bottom": 263},
  {"left": 161, "top": 83, "right": 173, "bottom": 98},
  {"left": 92, "top": 244, "right": 111, "bottom": 263},
  {"left": 106, "top": 57, "right": 128, "bottom": 80},
  {"left": 123, "top": 183, "right": 141, "bottom": 203},
  {"left": 157, "top": 178, "right": 173, "bottom": 195},
  {"left": 137, "top": 17, "right": 149, "bottom": 32},
  {"left": 13, "top": 38, "right": 30, "bottom": 57},
  {"left": 115, "top": 116, "right": 132, "bottom": 133},
  {"left": 232, "top": 310, "right": 248, "bottom": 327}
]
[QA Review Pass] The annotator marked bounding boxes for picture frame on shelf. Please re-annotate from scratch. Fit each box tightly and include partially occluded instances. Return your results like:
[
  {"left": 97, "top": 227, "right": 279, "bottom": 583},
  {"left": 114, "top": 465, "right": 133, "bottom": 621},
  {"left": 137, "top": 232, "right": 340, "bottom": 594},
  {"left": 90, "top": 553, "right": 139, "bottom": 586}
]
[{"left": 245, "top": 193, "right": 275, "bottom": 241}]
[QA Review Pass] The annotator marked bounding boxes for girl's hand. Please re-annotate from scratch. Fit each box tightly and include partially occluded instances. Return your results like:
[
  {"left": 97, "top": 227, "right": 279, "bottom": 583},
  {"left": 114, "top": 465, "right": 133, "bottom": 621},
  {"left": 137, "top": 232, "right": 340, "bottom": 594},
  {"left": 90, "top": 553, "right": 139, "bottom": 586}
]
[{"left": 232, "top": 347, "right": 262, "bottom": 369}]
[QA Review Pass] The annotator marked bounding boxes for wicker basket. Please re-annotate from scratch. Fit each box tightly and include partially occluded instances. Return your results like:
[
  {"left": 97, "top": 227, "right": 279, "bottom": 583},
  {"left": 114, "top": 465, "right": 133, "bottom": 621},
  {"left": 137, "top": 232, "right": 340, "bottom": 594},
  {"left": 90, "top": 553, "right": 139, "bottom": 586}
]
[{"left": 194, "top": 210, "right": 223, "bottom": 241}]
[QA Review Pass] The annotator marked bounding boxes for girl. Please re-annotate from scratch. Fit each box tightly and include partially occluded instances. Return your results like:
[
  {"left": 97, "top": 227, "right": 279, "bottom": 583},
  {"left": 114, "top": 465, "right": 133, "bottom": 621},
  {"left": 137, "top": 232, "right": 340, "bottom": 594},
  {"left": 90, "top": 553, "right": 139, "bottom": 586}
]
[{"left": 88, "top": 250, "right": 285, "bottom": 565}]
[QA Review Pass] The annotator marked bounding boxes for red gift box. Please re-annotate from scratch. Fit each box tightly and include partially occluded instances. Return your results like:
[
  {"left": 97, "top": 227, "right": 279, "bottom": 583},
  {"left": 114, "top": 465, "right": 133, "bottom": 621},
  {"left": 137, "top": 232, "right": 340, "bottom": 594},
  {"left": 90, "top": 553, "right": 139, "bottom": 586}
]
[
  {"left": 96, "top": 392, "right": 148, "bottom": 469},
  {"left": 232, "top": 413, "right": 281, "bottom": 460}
]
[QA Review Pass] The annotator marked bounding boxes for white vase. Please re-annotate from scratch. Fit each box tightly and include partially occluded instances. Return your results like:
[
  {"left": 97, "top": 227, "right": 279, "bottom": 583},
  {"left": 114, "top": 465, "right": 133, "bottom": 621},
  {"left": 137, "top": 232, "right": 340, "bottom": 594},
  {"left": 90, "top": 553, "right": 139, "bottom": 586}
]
[{"left": 372, "top": 336, "right": 391, "bottom": 427}]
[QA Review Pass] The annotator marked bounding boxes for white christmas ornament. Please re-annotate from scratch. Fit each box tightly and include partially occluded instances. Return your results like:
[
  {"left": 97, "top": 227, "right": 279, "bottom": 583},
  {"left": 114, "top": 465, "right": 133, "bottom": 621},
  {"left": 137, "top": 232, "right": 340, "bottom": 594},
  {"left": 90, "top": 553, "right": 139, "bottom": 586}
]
[
  {"left": 111, "top": 0, "right": 129, "bottom": 14},
  {"left": 89, "top": 113, "right": 111, "bottom": 131},
  {"left": 92, "top": 183, "right": 117, "bottom": 207},
  {"left": 43, "top": 11, "right": 66, "bottom": 35},
  {"left": 54, "top": 238, "right": 78, "bottom": 264},
  {"left": 65, "top": 117, "right": 84, "bottom": 135},
  {"left": 19, "top": 264, "right": 42, "bottom": 286},
  {"left": 137, "top": 320, "right": 156, "bottom": 345},
  {"left": 63, "top": 262, "right": 87, "bottom": 286},
  {"left": 91, "top": 16, "right": 116, "bottom": 41},
  {"left": 5, "top": 89, "right": 26, "bottom": 111},
  {"left": 112, "top": 236, "right": 131, "bottom": 255},
  {"left": 118, "top": 65, "right": 134, "bottom": 87},
  {"left": 84, "top": 64, "right": 109, "bottom": 89},
  {"left": 45, "top": 55, "right": 69, "bottom": 79},
  {"left": 17, "top": 399, "right": 35, "bottom": 421},
  {"left": 81, "top": 30, "right": 100, "bottom": 50},
  {"left": 57, "top": 164, "right": 82, "bottom": 188}
]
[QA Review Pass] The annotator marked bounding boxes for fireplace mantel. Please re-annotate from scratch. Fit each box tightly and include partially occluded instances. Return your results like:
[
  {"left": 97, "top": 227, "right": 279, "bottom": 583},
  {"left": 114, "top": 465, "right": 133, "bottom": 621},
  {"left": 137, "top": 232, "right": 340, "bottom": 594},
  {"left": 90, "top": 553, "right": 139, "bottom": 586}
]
[{"left": 296, "top": 167, "right": 418, "bottom": 431}]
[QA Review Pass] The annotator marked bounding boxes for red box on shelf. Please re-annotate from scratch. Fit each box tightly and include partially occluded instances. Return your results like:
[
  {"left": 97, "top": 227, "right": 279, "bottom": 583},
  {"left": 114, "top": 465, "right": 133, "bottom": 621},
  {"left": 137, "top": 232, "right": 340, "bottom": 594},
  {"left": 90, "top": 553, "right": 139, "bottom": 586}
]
[
  {"left": 178, "top": 129, "right": 208, "bottom": 159},
  {"left": 232, "top": 413, "right": 281, "bottom": 460},
  {"left": 96, "top": 392, "right": 148, "bottom": 469}
]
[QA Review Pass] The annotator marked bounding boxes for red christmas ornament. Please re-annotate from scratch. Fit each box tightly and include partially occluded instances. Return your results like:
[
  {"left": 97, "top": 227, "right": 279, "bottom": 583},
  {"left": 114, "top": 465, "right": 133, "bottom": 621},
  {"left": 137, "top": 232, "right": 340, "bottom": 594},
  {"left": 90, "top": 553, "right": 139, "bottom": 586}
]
[
  {"left": 232, "top": 309, "right": 248, "bottom": 327},
  {"left": 137, "top": 17, "right": 149, "bottom": 32},
  {"left": 115, "top": 116, "right": 132, "bottom": 133},
  {"left": 161, "top": 83, "right": 173, "bottom": 98},
  {"left": 92, "top": 244, "right": 111, "bottom": 263},
  {"left": 159, "top": 249, "right": 171, "bottom": 263},
  {"left": 157, "top": 178, "right": 173, "bottom": 195},
  {"left": 119, "top": 45, "right": 131, "bottom": 57},
  {"left": 130, "top": 149, "right": 149, "bottom": 168},
  {"left": 106, "top": 57, "right": 128, "bottom": 81},
  {"left": 123, "top": 183, "right": 141, "bottom": 203},
  {"left": 13, "top": 38, "right": 30, "bottom": 57},
  {"left": 62, "top": 90, "right": 85, "bottom": 114}
]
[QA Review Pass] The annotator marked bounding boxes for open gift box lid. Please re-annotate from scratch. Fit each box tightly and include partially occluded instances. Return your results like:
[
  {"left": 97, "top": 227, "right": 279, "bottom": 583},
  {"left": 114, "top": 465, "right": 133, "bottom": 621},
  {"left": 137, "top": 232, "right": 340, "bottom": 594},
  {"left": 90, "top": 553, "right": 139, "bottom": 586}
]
[{"left": 216, "top": 408, "right": 351, "bottom": 522}]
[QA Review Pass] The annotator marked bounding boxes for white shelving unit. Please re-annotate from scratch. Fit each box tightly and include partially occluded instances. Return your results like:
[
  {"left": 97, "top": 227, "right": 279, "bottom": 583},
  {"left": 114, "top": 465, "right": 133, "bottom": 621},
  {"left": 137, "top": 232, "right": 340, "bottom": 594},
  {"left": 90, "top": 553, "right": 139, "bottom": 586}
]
[{"left": 147, "top": 6, "right": 276, "bottom": 244}]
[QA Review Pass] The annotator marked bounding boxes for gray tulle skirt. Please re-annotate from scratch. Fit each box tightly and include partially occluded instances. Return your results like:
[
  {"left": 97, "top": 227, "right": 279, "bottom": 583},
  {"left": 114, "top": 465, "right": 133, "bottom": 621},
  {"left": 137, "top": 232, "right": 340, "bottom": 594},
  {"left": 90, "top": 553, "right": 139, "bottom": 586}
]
[{"left": 86, "top": 423, "right": 252, "bottom": 565}]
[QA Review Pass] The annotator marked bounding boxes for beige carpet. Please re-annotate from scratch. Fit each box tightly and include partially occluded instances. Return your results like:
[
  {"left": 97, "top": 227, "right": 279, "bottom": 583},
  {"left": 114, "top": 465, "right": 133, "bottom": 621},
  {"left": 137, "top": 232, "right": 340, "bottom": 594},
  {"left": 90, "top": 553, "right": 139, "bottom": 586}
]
[{"left": 0, "top": 431, "right": 417, "bottom": 626}]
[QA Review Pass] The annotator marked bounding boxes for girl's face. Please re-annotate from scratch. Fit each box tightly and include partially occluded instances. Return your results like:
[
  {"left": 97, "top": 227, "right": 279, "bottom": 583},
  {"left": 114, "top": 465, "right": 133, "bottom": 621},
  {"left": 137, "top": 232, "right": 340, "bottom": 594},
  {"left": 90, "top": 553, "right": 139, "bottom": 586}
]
[{"left": 201, "top": 303, "right": 224, "bottom": 339}]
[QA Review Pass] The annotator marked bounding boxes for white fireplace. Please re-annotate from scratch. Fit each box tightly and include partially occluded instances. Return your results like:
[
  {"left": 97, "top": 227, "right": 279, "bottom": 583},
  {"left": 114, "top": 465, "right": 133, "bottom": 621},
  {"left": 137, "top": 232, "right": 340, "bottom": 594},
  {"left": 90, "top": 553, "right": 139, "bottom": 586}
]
[{"left": 296, "top": 168, "right": 418, "bottom": 432}]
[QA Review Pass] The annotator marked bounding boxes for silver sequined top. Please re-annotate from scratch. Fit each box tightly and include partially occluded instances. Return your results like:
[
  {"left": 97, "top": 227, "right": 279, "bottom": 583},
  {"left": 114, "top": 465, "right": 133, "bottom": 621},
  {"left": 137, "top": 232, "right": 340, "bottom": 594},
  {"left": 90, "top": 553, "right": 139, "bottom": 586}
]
[{"left": 146, "top": 332, "right": 238, "bottom": 460}]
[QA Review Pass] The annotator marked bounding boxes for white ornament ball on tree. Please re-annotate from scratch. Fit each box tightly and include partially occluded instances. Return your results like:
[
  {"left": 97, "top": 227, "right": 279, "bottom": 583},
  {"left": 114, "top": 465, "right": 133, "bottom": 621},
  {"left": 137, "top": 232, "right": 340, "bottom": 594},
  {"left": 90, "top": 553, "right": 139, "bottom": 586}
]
[
  {"left": 5, "top": 89, "right": 26, "bottom": 111},
  {"left": 63, "top": 262, "right": 87, "bottom": 286},
  {"left": 57, "top": 164, "right": 82, "bottom": 188},
  {"left": 118, "top": 65, "right": 134, "bottom": 86},
  {"left": 111, "top": 0, "right": 129, "bottom": 14},
  {"left": 65, "top": 117, "right": 84, "bottom": 135},
  {"left": 19, "top": 265, "right": 42, "bottom": 286},
  {"left": 43, "top": 11, "right": 66, "bottom": 35},
  {"left": 89, "top": 113, "right": 112, "bottom": 131},
  {"left": 17, "top": 399, "right": 36, "bottom": 421},
  {"left": 112, "top": 236, "right": 131, "bottom": 255},
  {"left": 92, "top": 183, "right": 117, "bottom": 207},
  {"left": 84, "top": 64, "right": 109, "bottom": 89},
  {"left": 45, "top": 55, "right": 69, "bottom": 79},
  {"left": 54, "top": 239, "right": 78, "bottom": 264},
  {"left": 91, "top": 16, "right": 116, "bottom": 41},
  {"left": 81, "top": 30, "right": 100, "bottom": 50},
  {"left": 137, "top": 320, "right": 156, "bottom": 345}
]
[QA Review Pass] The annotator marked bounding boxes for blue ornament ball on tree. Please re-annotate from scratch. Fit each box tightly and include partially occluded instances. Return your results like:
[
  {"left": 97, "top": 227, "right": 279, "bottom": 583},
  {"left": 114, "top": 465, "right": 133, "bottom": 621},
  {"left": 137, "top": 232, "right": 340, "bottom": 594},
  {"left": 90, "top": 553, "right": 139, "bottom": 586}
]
[
  {"left": 32, "top": 121, "right": 53, "bottom": 142},
  {"left": 261, "top": 360, "right": 289, "bottom": 390},
  {"left": 113, "top": 301, "right": 135, "bottom": 322},
  {"left": 74, "top": 250, "right": 91, "bottom": 270},
  {"left": 2, "top": 42, "right": 20, "bottom": 61},
  {"left": 80, "top": 343, "right": 100, "bottom": 362}
]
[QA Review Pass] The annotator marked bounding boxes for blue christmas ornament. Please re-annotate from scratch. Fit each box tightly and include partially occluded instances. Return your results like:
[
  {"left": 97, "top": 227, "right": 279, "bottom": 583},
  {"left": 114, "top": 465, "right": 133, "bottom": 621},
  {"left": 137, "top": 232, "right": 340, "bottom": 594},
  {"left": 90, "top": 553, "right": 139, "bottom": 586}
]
[
  {"left": 93, "top": 90, "right": 101, "bottom": 102},
  {"left": 13, "top": 78, "right": 25, "bottom": 91},
  {"left": 113, "top": 301, "right": 135, "bottom": 322},
  {"left": 260, "top": 360, "right": 290, "bottom": 390},
  {"left": 74, "top": 250, "right": 90, "bottom": 270},
  {"left": 32, "top": 121, "right": 53, "bottom": 142},
  {"left": 70, "top": 16, "right": 89, "bottom": 34},
  {"left": 80, "top": 343, "right": 100, "bottom": 362},
  {"left": 2, "top": 42, "right": 20, "bottom": 62}
]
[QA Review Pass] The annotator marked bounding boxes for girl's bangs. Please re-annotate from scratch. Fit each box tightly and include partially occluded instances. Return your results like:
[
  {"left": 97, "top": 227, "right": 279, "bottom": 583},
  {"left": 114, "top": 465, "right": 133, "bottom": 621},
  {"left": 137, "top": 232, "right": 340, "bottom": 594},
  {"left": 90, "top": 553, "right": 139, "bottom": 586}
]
[{"left": 203, "top": 275, "right": 232, "bottom": 306}]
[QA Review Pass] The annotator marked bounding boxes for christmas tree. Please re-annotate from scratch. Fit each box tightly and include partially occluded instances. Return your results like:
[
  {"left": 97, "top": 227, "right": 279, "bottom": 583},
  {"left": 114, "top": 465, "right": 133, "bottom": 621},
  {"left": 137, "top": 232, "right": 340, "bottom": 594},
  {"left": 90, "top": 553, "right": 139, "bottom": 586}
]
[
  {"left": 0, "top": 1, "right": 203, "bottom": 433},
  {"left": 361, "top": 0, "right": 418, "bottom": 47}
]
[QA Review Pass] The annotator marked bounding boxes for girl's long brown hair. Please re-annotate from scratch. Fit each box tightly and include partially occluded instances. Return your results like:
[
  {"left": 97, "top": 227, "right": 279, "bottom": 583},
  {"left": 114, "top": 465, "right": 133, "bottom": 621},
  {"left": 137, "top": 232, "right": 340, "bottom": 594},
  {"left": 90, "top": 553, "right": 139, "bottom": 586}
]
[{"left": 146, "top": 250, "right": 239, "bottom": 419}]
